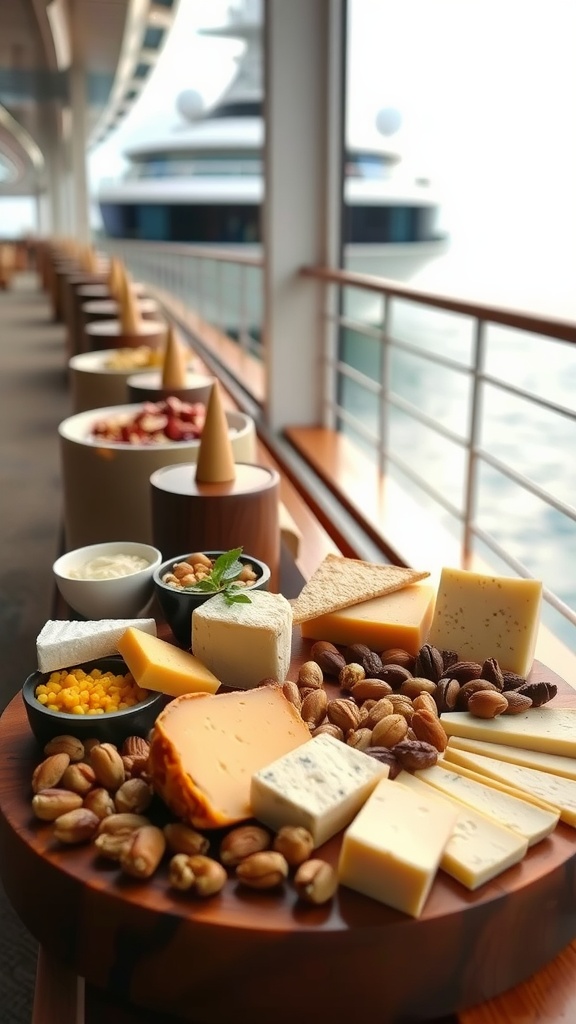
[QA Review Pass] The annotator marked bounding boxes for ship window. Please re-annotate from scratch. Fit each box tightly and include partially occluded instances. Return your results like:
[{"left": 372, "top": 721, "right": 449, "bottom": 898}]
[
  {"left": 133, "top": 63, "right": 152, "bottom": 80},
  {"left": 344, "top": 205, "right": 437, "bottom": 244},
  {"left": 143, "top": 26, "right": 166, "bottom": 50},
  {"left": 128, "top": 153, "right": 262, "bottom": 178},
  {"left": 345, "top": 152, "right": 396, "bottom": 179}
]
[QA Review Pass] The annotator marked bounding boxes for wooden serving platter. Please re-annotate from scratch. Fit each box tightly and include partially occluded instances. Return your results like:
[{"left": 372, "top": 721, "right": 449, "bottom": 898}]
[{"left": 1, "top": 653, "right": 576, "bottom": 1024}]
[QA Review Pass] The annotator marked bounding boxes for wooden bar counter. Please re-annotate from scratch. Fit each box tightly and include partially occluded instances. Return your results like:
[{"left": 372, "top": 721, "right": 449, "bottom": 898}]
[{"left": 1, "top": 595, "right": 576, "bottom": 1024}]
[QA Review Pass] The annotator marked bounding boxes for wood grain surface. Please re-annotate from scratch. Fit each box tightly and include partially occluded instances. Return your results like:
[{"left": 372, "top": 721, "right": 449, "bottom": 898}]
[{"left": 1, "top": 658, "right": 576, "bottom": 1024}]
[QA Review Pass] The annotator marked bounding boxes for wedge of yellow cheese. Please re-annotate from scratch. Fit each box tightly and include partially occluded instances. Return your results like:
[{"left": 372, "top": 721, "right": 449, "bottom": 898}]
[
  {"left": 148, "top": 686, "right": 311, "bottom": 828},
  {"left": 428, "top": 567, "right": 542, "bottom": 675},
  {"left": 116, "top": 626, "right": 221, "bottom": 697},
  {"left": 300, "top": 583, "right": 435, "bottom": 654}
]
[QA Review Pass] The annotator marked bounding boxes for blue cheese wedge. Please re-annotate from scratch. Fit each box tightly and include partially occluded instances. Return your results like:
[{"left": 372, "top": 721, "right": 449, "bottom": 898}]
[
  {"left": 36, "top": 618, "right": 157, "bottom": 673},
  {"left": 338, "top": 776, "right": 457, "bottom": 917},
  {"left": 191, "top": 590, "right": 292, "bottom": 690},
  {"left": 250, "top": 734, "right": 389, "bottom": 847},
  {"left": 394, "top": 770, "right": 528, "bottom": 890}
]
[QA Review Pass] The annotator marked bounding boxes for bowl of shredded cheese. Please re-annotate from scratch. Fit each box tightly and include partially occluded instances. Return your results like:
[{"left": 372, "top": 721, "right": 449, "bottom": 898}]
[{"left": 53, "top": 541, "right": 162, "bottom": 619}]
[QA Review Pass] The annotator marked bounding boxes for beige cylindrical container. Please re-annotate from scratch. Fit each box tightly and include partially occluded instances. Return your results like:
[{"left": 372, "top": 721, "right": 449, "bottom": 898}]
[
  {"left": 58, "top": 405, "right": 257, "bottom": 548},
  {"left": 68, "top": 350, "right": 164, "bottom": 412},
  {"left": 84, "top": 319, "right": 167, "bottom": 353},
  {"left": 62, "top": 272, "right": 110, "bottom": 356},
  {"left": 127, "top": 371, "right": 214, "bottom": 406},
  {"left": 150, "top": 462, "right": 281, "bottom": 587}
]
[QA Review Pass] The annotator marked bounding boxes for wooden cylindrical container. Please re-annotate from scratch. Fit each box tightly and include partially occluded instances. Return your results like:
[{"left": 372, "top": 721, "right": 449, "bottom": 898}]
[
  {"left": 150, "top": 462, "right": 281, "bottom": 587},
  {"left": 73, "top": 282, "right": 147, "bottom": 353},
  {"left": 84, "top": 319, "right": 167, "bottom": 353},
  {"left": 81, "top": 297, "right": 160, "bottom": 326},
  {"left": 62, "top": 272, "right": 109, "bottom": 356},
  {"left": 127, "top": 371, "right": 214, "bottom": 406}
]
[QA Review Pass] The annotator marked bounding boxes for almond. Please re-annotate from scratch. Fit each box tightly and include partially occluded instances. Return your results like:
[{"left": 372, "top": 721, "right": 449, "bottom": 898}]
[
  {"left": 300, "top": 688, "right": 328, "bottom": 729},
  {"left": 371, "top": 713, "right": 408, "bottom": 748},
  {"left": 503, "top": 691, "right": 533, "bottom": 715},
  {"left": 467, "top": 690, "right": 509, "bottom": 719},
  {"left": 32, "top": 753, "right": 70, "bottom": 794},
  {"left": 410, "top": 709, "right": 448, "bottom": 752},
  {"left": 351, "top": 678, "right": 393, "bottom": 702},
  {"left": 326, "top": 698, "right": 361, "bottom": 733}
]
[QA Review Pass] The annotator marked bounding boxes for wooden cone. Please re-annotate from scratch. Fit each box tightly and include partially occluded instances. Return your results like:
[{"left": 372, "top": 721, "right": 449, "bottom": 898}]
[
  {"left": 107, "top": 257, "right": 124, "bottom": 300},
  {"left": 83, "top": 246, "right": 99, "bottom": 274},
  {"left": 119, "top": 269, "right": 143, "bottom": 335},
  {"left": 195, "top": 381, "right": 236, "bottom": 483},
  {"left": 161, "top": 325, "right": 188, "bottom": 389}
]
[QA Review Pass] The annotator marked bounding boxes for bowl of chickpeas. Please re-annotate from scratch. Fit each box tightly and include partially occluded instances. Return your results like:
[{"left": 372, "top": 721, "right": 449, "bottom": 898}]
[
  {"left": 153, "top": 549, "right": 271, "bottom": 648},
  {"left": 22, "top": 656, "right": 166, "bottom": 744}
]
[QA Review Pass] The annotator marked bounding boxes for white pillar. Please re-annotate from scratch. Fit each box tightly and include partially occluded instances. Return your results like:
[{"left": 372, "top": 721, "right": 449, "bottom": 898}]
[
  {"left": 67, "top": 5, "right": 91, "bottom": 242},
  {"left": 262, "top": 0, "right": 345, "bottom": 432}
]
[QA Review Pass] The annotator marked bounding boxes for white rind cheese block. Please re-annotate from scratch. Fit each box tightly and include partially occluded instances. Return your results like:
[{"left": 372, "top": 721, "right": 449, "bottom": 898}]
[
  {"left": 36, "top": 618, "right": 157, "bottom": 673},
  {"left": 395, "top": 770, "right": 528, "bottom": 890},
  {"left": 338, "top": 777, "right": 457, "bottom": 917},
  {"left": 447, "top": 736, "right": 576, "bottom": 781},
  {"left": 250, "top": 734, "right": 389, "bottom": 848},
  {"left": 427, "top": 567, "right": 542, "bottom": 675},
  {"left": 440, "top": 748, "right": 576, "bottom": 827},
  {"left": 414, "top": 763, "right": 559, "bottom": 844},
  {"left": 440, "top": 708, "right": 576, "bottom": 758},
  {"left": 192, "top": 590, "right": 292, "bottom": 690}
]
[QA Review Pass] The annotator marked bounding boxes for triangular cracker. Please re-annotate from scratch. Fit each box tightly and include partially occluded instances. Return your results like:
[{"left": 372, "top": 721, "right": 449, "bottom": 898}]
[{"left": 291, "top": 554, "right": 430, "bottom": 624}]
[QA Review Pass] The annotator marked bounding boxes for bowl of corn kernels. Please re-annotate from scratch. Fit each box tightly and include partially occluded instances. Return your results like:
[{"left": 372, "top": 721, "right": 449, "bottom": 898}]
[{"left": 22, "top": 656, "right": 165, "bottom": 744}]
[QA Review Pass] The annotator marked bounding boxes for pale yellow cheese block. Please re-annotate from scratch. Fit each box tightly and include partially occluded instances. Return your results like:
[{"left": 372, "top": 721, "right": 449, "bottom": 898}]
[
  {"left": 300, "top": 583, "right": 435, "bottom": 654},
  {"left": 116, "top": 626, "right": 220, "bottom": 697},
  {"left": 440, "top": 707, "right": 576, "bottom": 757},
  {"left": 439, "top": 756, "right": 561, "bottom": 814},
  {"left": 441, "top": 747, "right": 576, "bottom": 827},
  {"left": 195, "top": 379, "right": 235, "bottom": 483},
  {"left": 148, "top": 686, "right": 311, "bottom": 828},
  {"left": 413, "top": 762, "right": 559, "bottom": 844},
  {"left": 161, "top": 325, "right": 188, "bottom": 389},
  {"left": 338, "top": 776, "right": 457, "bottom": 917},
  {"left": 447, "top": 735, "right": 576, "bottom": 781},
  {"left": 428, "top": 566, "right": 542, "bottom": 675},
  {"left": 395, "top": 770, "right": 528, "bottom": 889}
]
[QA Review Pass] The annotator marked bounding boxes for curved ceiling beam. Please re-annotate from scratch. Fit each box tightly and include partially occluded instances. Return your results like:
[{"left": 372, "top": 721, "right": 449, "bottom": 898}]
[{"left": 0, "top": 104, "right": 45, "bottom": 195}]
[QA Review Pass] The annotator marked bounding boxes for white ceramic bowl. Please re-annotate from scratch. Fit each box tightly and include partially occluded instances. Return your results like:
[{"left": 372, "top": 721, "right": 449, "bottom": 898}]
[{"left": 53, "top": 541, "right": 162, "bottom": 619}]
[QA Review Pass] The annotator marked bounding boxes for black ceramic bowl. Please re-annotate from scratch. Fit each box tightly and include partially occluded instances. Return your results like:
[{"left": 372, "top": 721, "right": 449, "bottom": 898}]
[
  {"left": 22, "top": 656, "right": 166, "bottom": 746},
  {"left": 153, "top": 550, "right": 271, "bottom": 648}
]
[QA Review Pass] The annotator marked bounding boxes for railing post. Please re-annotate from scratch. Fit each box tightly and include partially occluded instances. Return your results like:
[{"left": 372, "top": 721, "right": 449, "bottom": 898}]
[
  {"left": 463, "top": 317, "right": 487, "bottom": 567},
  {"left": 378, "top": 294, "right": 391, "bottom": 478}
]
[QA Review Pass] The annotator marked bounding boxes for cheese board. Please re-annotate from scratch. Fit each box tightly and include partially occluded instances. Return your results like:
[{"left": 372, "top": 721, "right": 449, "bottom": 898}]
[{"left": 1, "top": 642, "right": 576, "bottom": 1024}]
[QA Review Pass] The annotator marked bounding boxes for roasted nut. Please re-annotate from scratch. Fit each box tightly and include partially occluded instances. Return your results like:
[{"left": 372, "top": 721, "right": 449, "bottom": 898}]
[
  {"left": 481, "top": 658, "right": 505, "bottom": 690},
  {"left": 347, "top": 728, "right": 374, "bottom": 751},
  {"left": 433, "top": 678, "right": 460, "bottom": 714},
  {"left": 220, "top": 825, "right": 271, "bottom": 866},
  {"left": 363, "top": 697, "right": 394, "bottom": 729},
  {"left": 43, "top": 735, "right": 85, "bottom": 762},
  {"left": 338, "top": 662, "right": 365, "bottom": 692},
  {"left": 362, "top": 651, "right": 385, "bottom": 679},
  {"left": 310, "top": 642, "right": 346, "bottom": 676},
  {"left": 518, "top": 681, "right": 558, "bottom": 707},
  {"left": 345, "top": 643, "right": 373, "bottom": 664},
  {"left": 235, "top": 851, "right": 289, "bottom": 889},
  {"left": 294, "top": 859, "right": 338, "bottom": 905},
  {"left": 97, "top": 812, "right": 150, "bottom": 837},
  {"left": 400, "top": 676, "right": 437, "bottom": 699},
  {"left": 467, "top": 690, "right": 509, "bottom": 718},
  {"left": 32, "top": 753, "right": 70, "bottom": 794},
  {"left": 371, "top": 713, "right": 408, "bottom": 748},
  {"left": 301, "top": 688, "right": 328, "bottom": 729},
  {"left": 456, "top": 679, "right": 500, "bottom": 710},
  {"left": 185, "top": 855, "right": 227, "bottom": 896},
  {"left": 412, "top": 691, "right": 439, "bottom": 717},
  {"left": 440, "top": 649, "right": 460, "bottom": 672},
  {"left": 502, "top": 671, "right": 528, "bottom": 691},
  {"left": 121, "top": 736, "right": 150, "bottom": 760},
  {"left": 83, "top": 738, "right": 101, "bottom": 758},
  {"left": 312, "top": 722, "right": 344, "bottom": 741},
  {"left": 120, "top": 825, "right": 166, "bottom": 878},
  {"left": 114, "top": 778, "right": 153, "bottom": 815},
  {"left": 282, "top": 681, "right": 302, "bottom": 711},
  {"left": 83, "top": 787, "right": 115, "bottom": 820},
  {"left": 414, "top": 644, "right": 445, "bottom": 682},
  {"left": 122, "top": 754, "right": 150, "bottom": 779},
  {"left": 164, "top": 822, "right": 210, "bottom": 857},
  {"left": 351, "top": 678, "right": 393, "bottom": 702},
  {"left": 273, "top": 825, "right": 314, "bottom": 866},
  {"left": 378, "top": 664, "right": 413, "bottom": 689},
  {"left": 393, "top": 739, "right": 439, "bottom": 772},
  {"left": 503, "top": 691, "right": 533, "bottom": 714},
  {"left": 60, "top": 762, "right": 96, "bottom": 796},
  {"left": 446, "top": 661, "right": 483, "bottom": 684},
  {"left": 380, "top": 648, "right": 416, "bottom": 672},
  {"left": 297, "top": 661, "right": 324, "bottom": 689},
  {"left": 31, "top": 788, "right": 83, "bottom": 821},
  {"left": 364, "top": 747, "right": 401, "bottom": 779},
  {"left": 53, "top": 807, "right": 100, "bottom": 844},
  {"left": 93, "top": 832, "right": 131, "bottom": 861},
  {"left": 326, "top": 698, "right": 361, "bottom": 733},
  {"left": 168, "top": 852, "right": 196, "bottom": 891},
  {"left": 90, "top": 743, "right": 125, "bottom": 791},
  {"left": 410, "top": 709, "right": 448, "bottom": 751},
  {"left": 386, "top": 693, "right": 415, "bottom": 720}
]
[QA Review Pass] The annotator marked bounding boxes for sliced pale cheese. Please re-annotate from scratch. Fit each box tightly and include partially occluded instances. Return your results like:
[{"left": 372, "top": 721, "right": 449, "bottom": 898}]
[
  {"left": 413, "top": 762, "right": 559, "bottom": 844},
  {"left": 438, "top": 747, "right": 576, "bottom": 827},
  {"left": 300, "top": 583, "right": 435, "bottom": 654},
  {"left": 291, "top": 554, "right": 430, "bottom": 624},
  {"left": 427, "top": 566, "right": 542, "bottom": 675},
  {"left": 251, "top": 734, "right": 389, "bottom": 848},
  {"left": 338, "top": 777, "right": 457, "bottom": 917},
  {"left": 440, "top": 708, "right": 576, "bottom": 758},
  {"left": 447, "top": 735, "right": 576, "bottom": 781},
  {"left": 161, "top": 325, "right": 188, "bottom": 389},
  {"left": 192, "top": 590, "right": 292, "bottom": 689},
  {"left": 36, "top": 618, "right": 157, "bottom": 673},
  {"left": 395, "top": 770, "right": 528, "bottom": 889},
  {"left": 148, "top": 685, "right": 310, "bottom": 828},
  {"left": 116, "top": 626, "right": 220, "bottom": 697},
  {"left": 438, "top": 756, "right": 560, "bottom": 814},
  {"left": 194, "top": 379, "right": 235, "bottom": 483}
]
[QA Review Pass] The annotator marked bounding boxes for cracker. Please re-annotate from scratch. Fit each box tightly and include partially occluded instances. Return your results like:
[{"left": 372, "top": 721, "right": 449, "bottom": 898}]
[{"left": 291, "top": 554, "right": 430, "bottom": 624}]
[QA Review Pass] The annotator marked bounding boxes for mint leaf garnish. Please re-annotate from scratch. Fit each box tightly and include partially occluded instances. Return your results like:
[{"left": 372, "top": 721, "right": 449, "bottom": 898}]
[{"left": 181, "top": 547, "right": 253, "bottom": 605}]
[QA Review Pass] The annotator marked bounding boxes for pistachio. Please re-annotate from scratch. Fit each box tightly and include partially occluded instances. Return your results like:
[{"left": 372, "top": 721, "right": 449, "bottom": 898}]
[
  {"left": 272, "top": 825, "right": 314, "bottom": 867},
  {"left": 294, "top": 859, "right": 338, "bottom": 905}
]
